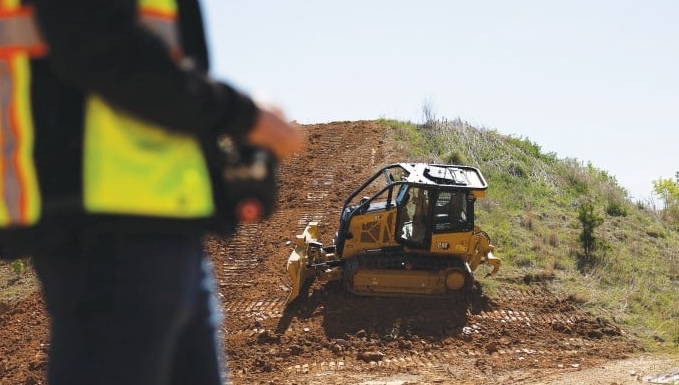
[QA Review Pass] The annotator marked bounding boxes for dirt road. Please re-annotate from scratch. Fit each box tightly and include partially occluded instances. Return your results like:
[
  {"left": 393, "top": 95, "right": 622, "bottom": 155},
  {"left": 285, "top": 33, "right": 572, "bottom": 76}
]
[{"left": 1, "top": 121, "right": 677, "bottom": 385}]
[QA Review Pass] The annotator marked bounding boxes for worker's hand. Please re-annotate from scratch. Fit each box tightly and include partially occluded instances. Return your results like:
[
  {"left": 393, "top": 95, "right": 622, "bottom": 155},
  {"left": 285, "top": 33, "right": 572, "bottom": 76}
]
[{"left": 246, "top": 105, "right": 304, "bottom": 159}]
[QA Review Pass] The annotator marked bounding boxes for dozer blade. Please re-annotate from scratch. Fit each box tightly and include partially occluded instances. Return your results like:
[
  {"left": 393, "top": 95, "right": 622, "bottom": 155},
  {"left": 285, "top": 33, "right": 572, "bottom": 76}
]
[
  {"left": 484, "top": 251, "right": 501, "bottom": 277},
  {"left": 286, "top": 235, "right": 309, "bottom": 304},
  {"left": 285, "top": 222, "right": 322, "bottom": 304}
]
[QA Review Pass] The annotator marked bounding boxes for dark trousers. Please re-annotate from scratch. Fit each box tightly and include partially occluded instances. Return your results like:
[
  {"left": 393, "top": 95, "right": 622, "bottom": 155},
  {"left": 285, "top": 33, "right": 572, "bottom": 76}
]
[{"left": 33, "top": 232, "right": 225, "bottom": 385}]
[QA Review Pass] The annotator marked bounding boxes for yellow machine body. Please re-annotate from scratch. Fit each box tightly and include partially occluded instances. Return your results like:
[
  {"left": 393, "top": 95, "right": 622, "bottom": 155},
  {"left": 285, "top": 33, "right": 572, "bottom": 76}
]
[{"left": 286, "top": 163, "right": 500, "bottom": 303}]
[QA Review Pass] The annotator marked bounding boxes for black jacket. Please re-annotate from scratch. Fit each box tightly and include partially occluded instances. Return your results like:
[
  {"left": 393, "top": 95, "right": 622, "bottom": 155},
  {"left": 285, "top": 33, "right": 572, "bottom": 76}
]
[{"left": 0, "top": 0, "right": 257, "bottom": 257}]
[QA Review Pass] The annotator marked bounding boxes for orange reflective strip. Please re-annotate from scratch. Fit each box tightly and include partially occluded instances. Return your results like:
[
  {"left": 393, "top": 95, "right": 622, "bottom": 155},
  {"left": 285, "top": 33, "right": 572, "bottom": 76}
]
[
  {"left": 137, "top": 0, "right": 177, "bottom": 17},
  {"left": 0, "top": 59, "right": 18, "bottom": 223},
  {"left": 0, "top": 5, "right": 43, "bottom": 226},
  {"left": 0, "top": 6, "right": 175, "bottom": 59},
  {"left": 7, "top": 59, "right": 28, "bottom": 220},
  {"left": 0, "top": 6, "right": 29, "bottom": 16},
  {"left": 139, "top": 14, "right": 180, "bottom": 51},
  {"left": 140, "top": 8, "right": 175, "bottom": 20},
  {"left": 14, "top": 55, "right": 39, "bottom": 223},
  {"left": 0, "top": 55, "right": 40, "bottom": 226},
  {"left": 139, "top": 1, "right": 183, "bottom": 60},
  {"left": 0, "top": 6, "right": 47, "bottom": 58}
]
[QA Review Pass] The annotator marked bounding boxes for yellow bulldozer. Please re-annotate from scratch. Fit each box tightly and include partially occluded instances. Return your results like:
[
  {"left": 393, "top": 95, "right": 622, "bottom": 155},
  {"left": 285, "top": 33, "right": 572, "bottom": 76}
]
[{"left": 286, "top": 163, "right": 500, "bottom": 304}]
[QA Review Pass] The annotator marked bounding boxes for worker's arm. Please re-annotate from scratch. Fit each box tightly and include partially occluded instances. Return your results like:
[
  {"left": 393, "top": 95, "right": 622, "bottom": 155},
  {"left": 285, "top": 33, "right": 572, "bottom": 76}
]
[{"left": 32, "top": 0, "right": 257, "bottom": 143}]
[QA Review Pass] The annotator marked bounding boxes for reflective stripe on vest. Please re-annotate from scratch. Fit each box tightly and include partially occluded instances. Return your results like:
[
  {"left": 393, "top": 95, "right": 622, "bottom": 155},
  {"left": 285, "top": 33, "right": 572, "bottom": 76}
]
[
  {"left": 0, "top": 3, "right": 43, "bottom": 226},
  {"left": 137, "top": 0, "right": 182, "bottom": 60},
  {"left": 0, "top": 0, "right": 215, "bottom": 224}
]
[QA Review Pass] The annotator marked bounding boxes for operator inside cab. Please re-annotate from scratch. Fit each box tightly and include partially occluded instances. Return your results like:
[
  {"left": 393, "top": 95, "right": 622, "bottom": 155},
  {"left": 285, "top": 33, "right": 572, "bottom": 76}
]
[{"left": 397, "top": 186, "right": 470, "bottom": 245}]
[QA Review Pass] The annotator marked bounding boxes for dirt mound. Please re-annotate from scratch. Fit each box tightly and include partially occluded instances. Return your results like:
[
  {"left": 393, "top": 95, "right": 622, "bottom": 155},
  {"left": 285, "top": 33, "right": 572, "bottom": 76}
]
[
  {"left": 206, "top": 121, "right": 641, "bottom": 384},
  {"left": 0, "top": 121, "right": 653, "bottom": 384}
]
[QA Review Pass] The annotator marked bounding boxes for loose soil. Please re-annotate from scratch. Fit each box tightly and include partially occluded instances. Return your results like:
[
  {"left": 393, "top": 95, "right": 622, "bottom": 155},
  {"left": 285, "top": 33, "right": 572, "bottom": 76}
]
[{"left": 1, "top": 121, "right": 678, "bottom": 385}]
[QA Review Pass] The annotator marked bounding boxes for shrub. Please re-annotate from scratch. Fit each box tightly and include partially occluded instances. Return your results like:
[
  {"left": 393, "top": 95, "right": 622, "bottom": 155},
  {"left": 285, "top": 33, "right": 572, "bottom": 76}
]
[
  {"left": 578, "top": 201, "right": 603, "bottom": 258},
  {"left": 606, "top": 200, "right": 628, "bottom": 217}
]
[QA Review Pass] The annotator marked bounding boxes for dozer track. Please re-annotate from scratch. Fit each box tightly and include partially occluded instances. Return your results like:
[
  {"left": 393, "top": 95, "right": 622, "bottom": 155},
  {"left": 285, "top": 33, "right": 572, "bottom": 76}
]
[{"left": 342, "top": 251, "right": 473, "bottom": 297}]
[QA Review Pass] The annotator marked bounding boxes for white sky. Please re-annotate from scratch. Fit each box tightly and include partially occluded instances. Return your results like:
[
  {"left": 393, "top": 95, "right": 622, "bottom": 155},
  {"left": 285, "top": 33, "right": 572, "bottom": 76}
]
[{"left": 201, "top": 0, "right": 678, "bottom": 202}]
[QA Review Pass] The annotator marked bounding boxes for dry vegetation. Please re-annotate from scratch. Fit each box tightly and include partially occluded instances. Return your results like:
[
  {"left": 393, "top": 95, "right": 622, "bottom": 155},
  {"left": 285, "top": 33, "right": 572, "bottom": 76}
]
[{"left": 387, "top": 117, "right": 679, "bottom": 348}]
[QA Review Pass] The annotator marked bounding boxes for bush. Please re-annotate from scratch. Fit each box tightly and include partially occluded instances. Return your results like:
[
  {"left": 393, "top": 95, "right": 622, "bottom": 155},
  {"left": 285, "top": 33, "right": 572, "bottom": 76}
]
[
  {"left": 442, "top": 150, "right": 467, "bottom": 165},
  {"left": 606, "top": 200, "right": 628, "bottom": 217},
  {"left": 578, "top": 201, "right": 603, "bottom": 258}
]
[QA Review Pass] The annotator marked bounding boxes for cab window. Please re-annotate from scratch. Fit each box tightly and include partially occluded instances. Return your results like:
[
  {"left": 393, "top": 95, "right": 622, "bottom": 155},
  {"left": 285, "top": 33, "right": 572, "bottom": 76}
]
[{"left": 433, "top": 191, "right": 468, "bottom": 232}]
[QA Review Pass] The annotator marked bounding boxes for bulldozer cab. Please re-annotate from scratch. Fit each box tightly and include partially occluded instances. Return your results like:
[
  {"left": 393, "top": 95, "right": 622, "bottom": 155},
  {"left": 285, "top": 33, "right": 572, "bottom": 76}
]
[
  {"left": 334, "top": 163, "right": 487, "bottom": 257},
  {"left": 396, "top": 186, "right": 471, "bottom": 248}
]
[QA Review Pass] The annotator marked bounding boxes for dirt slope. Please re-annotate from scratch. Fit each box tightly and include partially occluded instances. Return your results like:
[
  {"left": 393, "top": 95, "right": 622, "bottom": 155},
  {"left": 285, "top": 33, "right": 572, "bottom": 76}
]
[
  {"left": 1, "top": 121, "right": 677, "bottom": 385},
  {"left": 205, "top": 121, "right": 662, "bottom": 384}
]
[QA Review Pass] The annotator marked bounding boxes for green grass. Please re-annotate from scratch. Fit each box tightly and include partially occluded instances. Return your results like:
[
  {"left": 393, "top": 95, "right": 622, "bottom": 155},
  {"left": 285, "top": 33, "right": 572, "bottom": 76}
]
[
  {"left": 380, "top": 117, "right": 679, "bottom": 352},
  {"left": 0, "top": 259, "right": 39, "bottom": 305}
]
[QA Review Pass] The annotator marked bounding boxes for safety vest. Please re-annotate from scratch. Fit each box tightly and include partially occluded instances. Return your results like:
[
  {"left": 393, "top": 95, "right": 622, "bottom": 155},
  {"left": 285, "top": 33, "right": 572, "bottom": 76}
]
[{"left": 0, "top": 0, "right": 215, "bottom": 227}]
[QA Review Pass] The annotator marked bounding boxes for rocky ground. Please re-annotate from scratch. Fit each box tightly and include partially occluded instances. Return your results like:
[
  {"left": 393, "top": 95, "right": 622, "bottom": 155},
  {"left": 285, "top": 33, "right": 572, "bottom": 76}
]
[{"left": 1, "top": 121, "right": 678, "bottom": 384}]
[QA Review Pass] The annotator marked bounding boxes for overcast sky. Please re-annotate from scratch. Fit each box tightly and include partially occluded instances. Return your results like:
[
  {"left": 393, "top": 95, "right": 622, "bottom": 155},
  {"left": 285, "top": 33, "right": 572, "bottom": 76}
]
[{"left": 201, "top": 0, "right": 678, "bottom": 202}]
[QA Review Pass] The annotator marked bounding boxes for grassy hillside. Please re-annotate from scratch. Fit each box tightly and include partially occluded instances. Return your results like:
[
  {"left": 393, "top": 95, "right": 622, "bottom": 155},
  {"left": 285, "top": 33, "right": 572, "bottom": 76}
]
[{"left": 382, "top": 117, "right": 679, "bottom": 351}]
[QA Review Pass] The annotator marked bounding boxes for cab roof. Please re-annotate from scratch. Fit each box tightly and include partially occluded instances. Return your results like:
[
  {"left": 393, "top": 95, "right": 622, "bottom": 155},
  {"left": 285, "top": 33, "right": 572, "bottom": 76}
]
[{"left": 399, "top": 163, "right": 488, "bottom": 190}]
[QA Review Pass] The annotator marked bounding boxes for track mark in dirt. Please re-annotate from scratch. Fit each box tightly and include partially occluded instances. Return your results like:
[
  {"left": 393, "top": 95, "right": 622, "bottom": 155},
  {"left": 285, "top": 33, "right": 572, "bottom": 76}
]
[
  {"left": 224, "top": 297, "right": 286, "bottom": 326},
  {"left": 224, "top": 297, "right": 285, "bottom": 314},
  {"left": 216, "top": 224, "right": 262, "bottom": 289},
  {"left": 296, "top": 212, "right": 326, "bottom": 227},
  {"left": 299, "top": 171, "right": 335, "bottom": 227}
]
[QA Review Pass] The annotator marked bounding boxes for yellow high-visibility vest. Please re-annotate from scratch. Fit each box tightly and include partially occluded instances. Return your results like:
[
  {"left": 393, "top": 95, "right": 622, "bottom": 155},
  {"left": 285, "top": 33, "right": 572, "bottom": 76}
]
[{"left": 0, "top": 0, "right": 215, "bottom": 227}]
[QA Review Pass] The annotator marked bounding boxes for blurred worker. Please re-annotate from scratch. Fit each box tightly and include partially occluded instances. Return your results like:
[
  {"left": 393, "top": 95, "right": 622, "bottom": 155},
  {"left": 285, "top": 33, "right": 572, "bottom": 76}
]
[{"left": 0, "top": 0, "right": 303, "bottom": 384}]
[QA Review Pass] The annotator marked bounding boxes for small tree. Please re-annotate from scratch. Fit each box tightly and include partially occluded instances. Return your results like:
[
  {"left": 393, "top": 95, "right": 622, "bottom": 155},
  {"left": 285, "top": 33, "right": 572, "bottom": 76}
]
[
  {"left": 578, "top": 201, "right": 603, "bottom": 257},
  {"left": 652, "top": 172, "right": 679, "bottom": 223}
]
